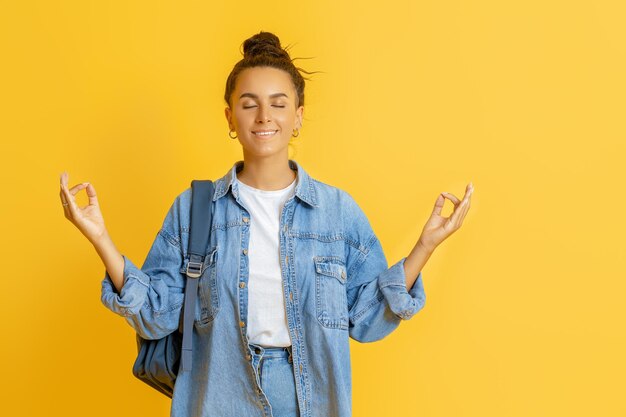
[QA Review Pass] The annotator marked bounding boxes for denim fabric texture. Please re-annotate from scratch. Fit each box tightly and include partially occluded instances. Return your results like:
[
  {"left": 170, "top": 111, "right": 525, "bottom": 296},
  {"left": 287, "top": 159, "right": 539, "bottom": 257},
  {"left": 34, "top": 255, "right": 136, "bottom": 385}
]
[
  {"left": 101, "top": 159, "right": 426, "bottom": 417},
  {"left": 249, "top": 343, "right": 299, "bottom": 417}
]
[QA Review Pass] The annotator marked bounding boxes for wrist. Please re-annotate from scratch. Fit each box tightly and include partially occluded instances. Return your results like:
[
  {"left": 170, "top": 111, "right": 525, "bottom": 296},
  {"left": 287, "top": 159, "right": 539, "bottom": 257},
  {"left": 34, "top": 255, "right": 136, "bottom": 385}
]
[
  {"left": 417, "top": 238, "right": 436, "bottom": 254},
  {"left": 91, "top": 229, "right": 112, "bottom": 249}
]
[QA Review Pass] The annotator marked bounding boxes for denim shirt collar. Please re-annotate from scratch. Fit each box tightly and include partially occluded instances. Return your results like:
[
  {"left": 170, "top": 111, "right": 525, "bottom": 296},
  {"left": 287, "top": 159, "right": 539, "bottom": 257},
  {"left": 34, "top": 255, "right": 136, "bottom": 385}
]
[{"left": 213, "top": 159, "right": 319, "bottom": 208}]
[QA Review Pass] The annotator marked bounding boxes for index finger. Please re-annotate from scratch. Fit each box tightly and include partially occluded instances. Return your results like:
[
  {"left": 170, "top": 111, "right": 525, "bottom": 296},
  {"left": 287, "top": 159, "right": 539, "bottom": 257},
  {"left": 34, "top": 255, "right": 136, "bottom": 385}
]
[
  {"left": 462, "top": 182, "right": 474, "bottom": 201},
  {"left": 60, "top": 179, "right": 78, "bottom": 213},
  {"left": 60, "top": 171, "right": 70, "bottom": 188}
]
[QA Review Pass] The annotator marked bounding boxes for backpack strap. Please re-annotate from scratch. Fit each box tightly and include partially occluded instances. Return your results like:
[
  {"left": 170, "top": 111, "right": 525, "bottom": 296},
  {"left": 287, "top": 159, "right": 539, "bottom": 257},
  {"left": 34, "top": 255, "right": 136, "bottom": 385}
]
[{"left": 180, "top": 179, "right": 215, "bottom": 373}]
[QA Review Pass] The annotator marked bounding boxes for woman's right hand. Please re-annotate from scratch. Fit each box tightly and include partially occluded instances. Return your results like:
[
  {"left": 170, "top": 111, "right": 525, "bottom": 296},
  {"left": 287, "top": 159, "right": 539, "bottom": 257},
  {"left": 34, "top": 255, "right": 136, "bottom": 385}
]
[{"left": 59, "top": 171, "right": 109, "bottom": 245}]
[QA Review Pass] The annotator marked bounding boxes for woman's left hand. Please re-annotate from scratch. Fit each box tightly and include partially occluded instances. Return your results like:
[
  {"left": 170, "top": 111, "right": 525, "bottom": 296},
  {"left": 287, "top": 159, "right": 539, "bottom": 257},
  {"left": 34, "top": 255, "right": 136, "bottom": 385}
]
[{"left": 417, "top": 182, "right": 474, "bottom": 253}]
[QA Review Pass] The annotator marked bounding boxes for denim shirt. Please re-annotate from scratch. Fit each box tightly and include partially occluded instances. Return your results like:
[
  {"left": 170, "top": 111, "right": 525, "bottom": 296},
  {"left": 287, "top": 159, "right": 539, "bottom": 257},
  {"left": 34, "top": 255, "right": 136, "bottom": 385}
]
[{"left": 101, "top": 159, "right": 426, "bottom": 417}]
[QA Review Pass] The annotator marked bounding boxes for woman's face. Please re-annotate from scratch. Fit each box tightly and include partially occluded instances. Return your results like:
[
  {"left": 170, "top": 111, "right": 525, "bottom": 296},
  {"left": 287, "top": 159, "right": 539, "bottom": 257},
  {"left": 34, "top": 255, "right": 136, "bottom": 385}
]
[{"left": 225, "top": 66, "right": 303, "bottom": 159}]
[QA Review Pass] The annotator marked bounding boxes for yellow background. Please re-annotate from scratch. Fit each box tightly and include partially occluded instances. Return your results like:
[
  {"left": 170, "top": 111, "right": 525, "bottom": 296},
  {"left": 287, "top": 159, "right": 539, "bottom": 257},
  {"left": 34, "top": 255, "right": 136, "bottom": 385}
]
[{"left": 1, "top": 0, "right": 624, "bottom": 416}]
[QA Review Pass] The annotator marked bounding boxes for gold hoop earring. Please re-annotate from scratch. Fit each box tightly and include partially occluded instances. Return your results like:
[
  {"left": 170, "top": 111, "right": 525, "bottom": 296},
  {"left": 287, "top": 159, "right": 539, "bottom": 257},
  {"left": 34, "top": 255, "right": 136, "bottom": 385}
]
[
  {"left": 292, "top": 128, "right": 300, "bottom": 138},
  {"left": 228, "top": 129, "right": 238, "bottom": 139}
]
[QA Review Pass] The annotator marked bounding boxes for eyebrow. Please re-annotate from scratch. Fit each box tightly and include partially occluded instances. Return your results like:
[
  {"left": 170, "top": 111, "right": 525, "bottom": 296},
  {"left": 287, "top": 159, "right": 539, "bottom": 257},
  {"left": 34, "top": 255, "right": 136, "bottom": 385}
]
[{"left": 239, "top": 93, "right": 289, "bottom": 99}]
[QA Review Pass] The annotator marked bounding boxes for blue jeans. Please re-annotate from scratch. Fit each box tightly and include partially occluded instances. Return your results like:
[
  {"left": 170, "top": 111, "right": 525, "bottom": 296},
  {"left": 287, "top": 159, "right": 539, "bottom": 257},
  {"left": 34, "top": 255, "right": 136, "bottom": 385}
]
[{"left": 249, "top": 343, "right": 300, "bottom": 417}]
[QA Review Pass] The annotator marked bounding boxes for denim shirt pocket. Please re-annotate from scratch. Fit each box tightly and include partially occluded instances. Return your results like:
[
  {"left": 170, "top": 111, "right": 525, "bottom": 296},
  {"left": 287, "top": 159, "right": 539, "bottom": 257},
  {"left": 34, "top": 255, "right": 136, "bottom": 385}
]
[
  {"left": 180, "top": 245, "right": 220, "bottom": 327},
  {"left": 314, "top": 256, "right": 349, "bottom": 330}
]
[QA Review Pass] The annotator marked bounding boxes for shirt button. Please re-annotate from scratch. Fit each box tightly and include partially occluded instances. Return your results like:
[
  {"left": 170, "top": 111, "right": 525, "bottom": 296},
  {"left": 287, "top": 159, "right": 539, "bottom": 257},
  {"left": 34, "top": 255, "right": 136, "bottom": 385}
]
[
  {"left": 299, "top": 363, "right": 303, "bottom": 373},
  {"left": 239, "top": 321, "right": 245, "bottom": 327},
  {"left": 285, "top": 255, "right": 289, "bottom": 264},
  {"left": 239, "top": 282, "right": 246, "bottom": 288},
  {"left": 246, "top": 354, "right": 251, "bottom": 360},
  {"left": 243, "top": 249, "right": 248, "bottom": 255},
  {"left": 242, "top": 217, "right": 249, "bottom": 223},
  {"left": 341, "top": 270, "right": 346, "bottom": 279},
  {"left": 289, "top": 292, "right": 293, "bottom": 301}
]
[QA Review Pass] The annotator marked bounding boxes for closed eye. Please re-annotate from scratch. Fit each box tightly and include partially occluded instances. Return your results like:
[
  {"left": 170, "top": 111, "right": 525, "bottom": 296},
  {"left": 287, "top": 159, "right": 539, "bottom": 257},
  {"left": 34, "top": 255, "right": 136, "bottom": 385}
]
[{"left": 242, "top": 104, "right": 286, "bottom": 109}]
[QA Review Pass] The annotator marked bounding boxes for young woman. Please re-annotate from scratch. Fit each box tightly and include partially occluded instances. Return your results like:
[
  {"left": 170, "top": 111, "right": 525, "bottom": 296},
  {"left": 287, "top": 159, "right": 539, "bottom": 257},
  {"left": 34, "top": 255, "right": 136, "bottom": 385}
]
[{"left": 60, "top": 31, "right": 473, "bottom": 417}]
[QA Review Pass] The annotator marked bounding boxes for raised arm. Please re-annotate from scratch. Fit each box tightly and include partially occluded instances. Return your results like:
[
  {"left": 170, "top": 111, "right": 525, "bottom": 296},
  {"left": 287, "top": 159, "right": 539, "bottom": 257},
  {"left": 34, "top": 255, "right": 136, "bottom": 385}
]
[
  {"left": 60, "top": 171, "right": 187, "bottom": 339},
  {"left": 403, "top": 182, "right": 474, "bottom": 290},
  {"left": 344, "top": 182, "right": 474, "bottom": 343},
  {"left": 60, "top": 171, "right": 124, "bottom": 292}
]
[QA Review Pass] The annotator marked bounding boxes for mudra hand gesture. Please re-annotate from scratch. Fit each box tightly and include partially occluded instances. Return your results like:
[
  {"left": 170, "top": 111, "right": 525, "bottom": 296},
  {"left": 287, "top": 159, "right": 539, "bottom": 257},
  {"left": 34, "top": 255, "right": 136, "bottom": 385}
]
[
  {"left": 418, "top": 182, "right": 474, "bottom": 252},
  {"left": 59, "top": 171, "right": 108, "bottom": 245}
]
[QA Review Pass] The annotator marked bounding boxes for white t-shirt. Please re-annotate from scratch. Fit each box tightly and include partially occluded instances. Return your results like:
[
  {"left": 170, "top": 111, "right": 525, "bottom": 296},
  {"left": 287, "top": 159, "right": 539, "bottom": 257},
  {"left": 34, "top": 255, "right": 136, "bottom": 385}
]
[{"left": 237, "top": 173, "right": 297, "bottom": 347}]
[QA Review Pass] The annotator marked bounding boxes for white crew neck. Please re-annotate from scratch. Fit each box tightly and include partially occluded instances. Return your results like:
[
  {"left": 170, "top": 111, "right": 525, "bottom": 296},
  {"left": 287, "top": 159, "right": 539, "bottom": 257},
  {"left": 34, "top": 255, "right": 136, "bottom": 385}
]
[{"left": 237, "top": 174, "right": 297, "bottom": 195}]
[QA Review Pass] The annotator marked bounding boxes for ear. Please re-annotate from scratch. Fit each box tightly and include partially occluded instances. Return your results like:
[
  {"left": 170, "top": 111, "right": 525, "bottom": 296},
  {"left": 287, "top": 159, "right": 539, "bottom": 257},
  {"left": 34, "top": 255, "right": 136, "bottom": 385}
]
[
  {"left": 224, "top": 107, "right": 233, "bottom": 129},
  {"left": 295, "top": 105, "right": 304, "bottom": 130}
]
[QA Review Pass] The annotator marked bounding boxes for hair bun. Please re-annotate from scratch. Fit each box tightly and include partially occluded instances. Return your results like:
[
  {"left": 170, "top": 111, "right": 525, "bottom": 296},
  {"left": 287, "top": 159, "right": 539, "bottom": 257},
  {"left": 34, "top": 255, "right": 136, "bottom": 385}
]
[{"left": 243, "top": 31, "right": 290, "bottom": 61}]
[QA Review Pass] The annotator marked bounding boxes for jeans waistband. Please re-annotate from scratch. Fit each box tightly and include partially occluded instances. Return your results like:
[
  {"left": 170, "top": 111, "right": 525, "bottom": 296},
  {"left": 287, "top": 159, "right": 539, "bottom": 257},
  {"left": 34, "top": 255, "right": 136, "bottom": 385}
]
[{"left": 248, "top": 343, "right": 292, "bottom": 359}]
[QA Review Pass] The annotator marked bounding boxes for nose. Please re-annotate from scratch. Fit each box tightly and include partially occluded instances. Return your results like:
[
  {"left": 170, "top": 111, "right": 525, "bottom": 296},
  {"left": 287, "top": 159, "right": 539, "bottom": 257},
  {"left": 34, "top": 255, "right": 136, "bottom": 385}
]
[{"left": 255, "top": 105, "right": 271, "bottom": 123}]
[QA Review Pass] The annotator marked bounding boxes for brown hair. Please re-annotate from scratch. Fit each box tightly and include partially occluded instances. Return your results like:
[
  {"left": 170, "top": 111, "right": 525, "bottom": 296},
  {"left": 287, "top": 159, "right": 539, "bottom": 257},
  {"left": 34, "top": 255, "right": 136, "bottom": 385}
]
[{"left": 224, "top": 31, "right": 316, "bottom": 108}]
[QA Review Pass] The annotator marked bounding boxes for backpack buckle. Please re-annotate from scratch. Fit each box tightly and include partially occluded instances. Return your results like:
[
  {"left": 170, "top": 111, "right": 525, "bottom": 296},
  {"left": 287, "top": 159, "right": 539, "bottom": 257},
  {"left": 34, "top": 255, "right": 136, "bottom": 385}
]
[{"left": 186, "top": 261, "right": 203, "bottom": 278}]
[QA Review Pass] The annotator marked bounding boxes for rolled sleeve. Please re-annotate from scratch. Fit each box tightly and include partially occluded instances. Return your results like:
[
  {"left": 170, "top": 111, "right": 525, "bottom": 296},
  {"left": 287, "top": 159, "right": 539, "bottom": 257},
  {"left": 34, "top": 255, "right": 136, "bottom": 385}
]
[
  {"left": 101, "top": 254, "right": 151, "bottom": 317},
  {"left": 378, "top": 256, "right": 426, "bottom": 321},
  {"left": 347, "top": 235, "right": 426, "bottom": 343},
  {"left": 99, "top": 196, "right": 187, "bottom": 340}
]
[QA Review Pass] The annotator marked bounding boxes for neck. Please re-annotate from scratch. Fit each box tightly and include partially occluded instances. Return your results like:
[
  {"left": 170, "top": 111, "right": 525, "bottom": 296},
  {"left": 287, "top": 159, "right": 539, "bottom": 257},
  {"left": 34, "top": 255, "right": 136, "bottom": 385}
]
[{"left": 237, "top": 153, "right": 296, "bottom": 191}]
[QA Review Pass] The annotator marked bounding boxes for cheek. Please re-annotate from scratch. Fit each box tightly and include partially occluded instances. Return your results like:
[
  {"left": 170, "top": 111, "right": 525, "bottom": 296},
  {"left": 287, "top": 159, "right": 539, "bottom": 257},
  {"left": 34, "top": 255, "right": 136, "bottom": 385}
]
[
  {"left": 277, "top": 111, "right": 297, "bottom": 126},
  {"left": 232, "top": 110, "right": 251, "bottom": 126}
]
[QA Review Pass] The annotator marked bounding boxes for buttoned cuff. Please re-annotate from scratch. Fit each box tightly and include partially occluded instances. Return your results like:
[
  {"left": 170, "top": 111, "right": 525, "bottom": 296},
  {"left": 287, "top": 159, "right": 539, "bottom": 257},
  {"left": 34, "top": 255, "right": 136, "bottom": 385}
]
[
  {"left": 101, "top": 254, "right": 150, "bottom": 317},
  {"left": 378, "top": 257, "right": 426, "bottom": 320}
]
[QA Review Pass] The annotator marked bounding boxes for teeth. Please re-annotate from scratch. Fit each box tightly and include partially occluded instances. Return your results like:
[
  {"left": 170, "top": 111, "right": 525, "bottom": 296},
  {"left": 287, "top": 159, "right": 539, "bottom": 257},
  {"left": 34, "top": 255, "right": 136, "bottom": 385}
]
[{"left": 254, "top": 130, "right": 277, "bottom": 136}]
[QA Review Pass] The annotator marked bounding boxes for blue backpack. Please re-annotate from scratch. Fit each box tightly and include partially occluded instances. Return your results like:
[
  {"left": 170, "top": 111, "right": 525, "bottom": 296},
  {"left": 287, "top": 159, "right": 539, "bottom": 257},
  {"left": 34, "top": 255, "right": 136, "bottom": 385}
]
[{"left": 131, "top": 180, "right": 215, "bottom": 397}]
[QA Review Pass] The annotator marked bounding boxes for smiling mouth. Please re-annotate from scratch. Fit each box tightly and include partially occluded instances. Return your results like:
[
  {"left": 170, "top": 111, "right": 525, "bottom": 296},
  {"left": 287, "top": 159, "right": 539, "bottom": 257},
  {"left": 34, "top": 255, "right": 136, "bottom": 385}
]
[{"left": 252, "top": 130, "right": 279, "bottom": 138}]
